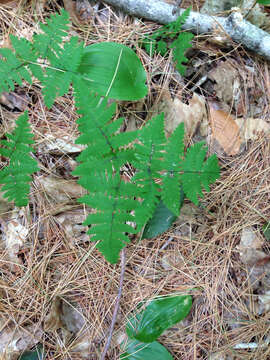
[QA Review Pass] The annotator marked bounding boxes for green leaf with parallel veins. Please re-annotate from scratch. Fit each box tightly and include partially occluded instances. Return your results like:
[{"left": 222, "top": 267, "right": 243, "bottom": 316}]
[
  {"left": 126, "top": 295, "right": 192, "bottom": 343},
  {"left": 257, "top": 0, "right": 270, "bottom": 5},
  {"left": 142, "top": 187, "right": 184, "bottom": 240},
  {"left": 120, "top": 339, "right": 173, "bottom": 360},
  {"left": 263, "top": 222, "right": 270, "bottom": 241},
  {"left": 19, "top": 344, "right": 44, "bottom": 359},
  {"left": 77, "top": 42, "right": 147, "bottom": 100}
]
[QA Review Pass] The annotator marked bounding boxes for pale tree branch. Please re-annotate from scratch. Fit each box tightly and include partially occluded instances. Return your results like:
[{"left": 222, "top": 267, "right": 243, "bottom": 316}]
[{"left": 102, "top": 0, "right": 270, "bottom": 60}]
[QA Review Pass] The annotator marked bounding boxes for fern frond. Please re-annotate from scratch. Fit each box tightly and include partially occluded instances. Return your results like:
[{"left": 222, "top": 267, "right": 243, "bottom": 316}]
[
  {"left": 181, "top": 142, "right": 220, "bottom": 205},
  {"left": 169, "top": 32, "right": 194, "bottom": 75},
  {"left": 78, "top": 172, "right": 139, "bottom": 263},
  {"left": 0, "top": 111, "right": 39, "bottom": 206},
  {"left": 161, "top": 122, "right": 185, "bottom": 216},
  {"left": 131, "top": 113, "right": 166, "bottom": 223},
  {"left": 0, "top": 47, "right": 34, "bottom": 93},
  {"left": 41, "top": 37, "right": 84, "bottom": 108},
  {"left": 142, "top": 7, "right": 192, "bottom": 58},
  {"left": 32, "top": 9, "right": 70, "bottom": 58},
  {"left": 73, "top": 80, "right": 138, "bottom": 179}
]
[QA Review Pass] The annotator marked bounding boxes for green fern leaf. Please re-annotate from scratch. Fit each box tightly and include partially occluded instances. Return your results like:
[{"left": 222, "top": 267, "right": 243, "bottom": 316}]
[
  {"left": 41, "top": 37, "right": 84, "bottom": 108},
  {"left": 142, "top": 7, "right": 192, "bottom": 59},
  {"left": 161, "top": 122, "right": 185, "bottom": 216},
  {"left": 131, "top": 113, "right": 166, "bottom": 224},
  {"left": 0, "top": 47, "right": 33, "bottom": 92},
  {"left": 32, "top": 9, "right": 70, "bottom": 58},
  {"left": 169, "top": 32, "right": 194, "bottom": 75},
  {"left": 181, "top": 142, "right": 219, "bottom": 205},
  {"left": 72, "top": 86, "right": 142, "bottom": 263},
  {"left": 78, "top": 172, "right": 139, "bottom": 264},
  {"left": 73, "top": 79, "right": 137, "bottom": 179},
  {"left": 0, "top": 111, "right": 39, "bottom": 206}
]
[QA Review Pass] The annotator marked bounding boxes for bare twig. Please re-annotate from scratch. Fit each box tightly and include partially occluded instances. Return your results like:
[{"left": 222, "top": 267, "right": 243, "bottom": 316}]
[
  {"left": 102, "top": 0, "right": 270, "bottom": 60},
  {"left": 100, "top": 249, "right": 126, "bottom": 360}
]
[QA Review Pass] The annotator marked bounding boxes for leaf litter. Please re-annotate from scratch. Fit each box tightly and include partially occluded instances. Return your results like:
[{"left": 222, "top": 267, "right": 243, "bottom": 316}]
[{"left": 0, "top": 0, "right": 270, "bottom": 359}]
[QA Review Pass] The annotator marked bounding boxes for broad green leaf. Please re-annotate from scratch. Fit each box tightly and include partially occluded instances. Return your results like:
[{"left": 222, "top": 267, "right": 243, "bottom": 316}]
[
  {"left": 120, "top": 339, "right": 173, "bottom": 359},
  {"left": 263, "top": 222, "right": 270, "bottom": 241},
  {"left": 126, "top": 295, "right": 192, "bottom": 343},
  {"left": 77, "top": 42, "right": 147, "bottom": 100},
  {"left": 19, "top": 344, "right": 44, "bottom": 360},
  {"left": 257, "top": 0, "right": 270, "bottom": 5},
  {"left": 142, "top": 188, "right": 184, "bottom": 239}
]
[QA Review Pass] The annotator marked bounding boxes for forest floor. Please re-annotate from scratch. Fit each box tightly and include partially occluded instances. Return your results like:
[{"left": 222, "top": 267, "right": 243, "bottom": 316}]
[{"left": 0, "top": 0, "right": 270, "bottom": 359}]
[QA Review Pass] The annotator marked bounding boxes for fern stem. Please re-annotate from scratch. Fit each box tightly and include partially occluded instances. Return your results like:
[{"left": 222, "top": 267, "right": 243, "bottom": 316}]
[{"left": 100, "top": 248, "right": 126, "bottom": 360}]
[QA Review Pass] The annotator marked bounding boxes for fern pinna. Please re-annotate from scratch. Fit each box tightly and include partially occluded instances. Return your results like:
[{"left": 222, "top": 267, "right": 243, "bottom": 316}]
[
  {"left": 0, "top": 9, "right": 84, "bottom": 109},
  {"left": 72, "top": 86, "right": 219, "bottom": 263},
  {"left": 142, "top": 7, "right": 194, "bottom": 75},
  {"left": 0, "top": 111, "right": 39, "bottom": 207}
]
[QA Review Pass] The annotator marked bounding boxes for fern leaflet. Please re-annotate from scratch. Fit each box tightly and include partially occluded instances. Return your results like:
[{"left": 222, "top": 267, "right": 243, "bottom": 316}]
[
  {"left": 161, "top": 122, "right": 184, "bottom": 216},
  {"left": 0, "top": 111, "right": 39, "bottom": 207},
  {"left": 142, "top": 8, "right": 194, "bottom": 75},
  {"left": 181, "top": 142, "right": 220, "bottom": 205},
  {"left": 72, "top": 87, "right": 140, "bottom": 263}
]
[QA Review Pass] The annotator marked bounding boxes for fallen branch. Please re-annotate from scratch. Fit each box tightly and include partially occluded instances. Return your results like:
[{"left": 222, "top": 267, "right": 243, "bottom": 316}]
[{"left": 102, "top": 0, "right": 270, "bottom": 60}]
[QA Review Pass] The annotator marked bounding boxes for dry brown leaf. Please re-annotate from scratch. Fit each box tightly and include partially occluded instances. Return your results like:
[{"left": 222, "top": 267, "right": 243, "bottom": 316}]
[
  {"left": 39, "top": 175, "right": 86, "bottom": 203},
  {"left": 38, "top": 133, "right": 85, "bottom": 155},
  {"left": 45, "top": 297, "right": 95, "bottom": 358},
  {"left": 237, "top": 227, "right": 266, "bottom": 266},
  {"left": 235, "top": 117, "right": 270, "bottom": 141},
  {"left": 0, "top": 92, "right": 28, "bottom": 111},
  {"left": 149, "top": 89, "right": 207, "bottom": 140},
  {"left": 208, "top": 59, "right": 243, "bottom": 112},
  {"left": 0, "top": 209, "right": 28, "bottom": 265},
  {"left": 63, "top": 0, "right": 93, "bottom": 24},
  {"left": 208, "top": 103, "right": 241, "bottom": 155},
  {"left": 55, "top": 209, "right": 89, "bottom": 244},
  {"left": 0, "top": 323, "right": 42, "bottom": 359},
  {"left": 0, "top": 0, "right": 17, "bottom": 6}
]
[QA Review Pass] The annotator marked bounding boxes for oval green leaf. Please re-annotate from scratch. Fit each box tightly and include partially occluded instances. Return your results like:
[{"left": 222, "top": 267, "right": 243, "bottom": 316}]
[
  {"left": 77, "top": 42, "right": 148, "bottom": 100},
  {"left": 126, "top": 295, "right": 192, "bottom": 343},
  {"left": 19, "top": 345, "right": 44, "bottom": 360},
  {"left": 120, "top": 339, "right": 173, "bottom": 360},
  {"left": 263, "top": 222, "right": 270, "bottom": 241},
  {"left": 142, "top": 188, "right": 184, "bottom": 239},
  {"left": 257, "top": 0, "right": 270, "bottom": 5}
]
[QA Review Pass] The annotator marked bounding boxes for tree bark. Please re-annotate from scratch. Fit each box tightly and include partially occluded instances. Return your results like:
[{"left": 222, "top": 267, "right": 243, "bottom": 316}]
[{"left": 102, "top": 0, "right": 270, "bottom": 60}]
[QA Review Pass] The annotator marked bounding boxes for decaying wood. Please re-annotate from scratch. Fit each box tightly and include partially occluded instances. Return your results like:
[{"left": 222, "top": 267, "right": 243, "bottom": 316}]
[{"left": 102, "top": 0, "right": 270, "bottom": 60}]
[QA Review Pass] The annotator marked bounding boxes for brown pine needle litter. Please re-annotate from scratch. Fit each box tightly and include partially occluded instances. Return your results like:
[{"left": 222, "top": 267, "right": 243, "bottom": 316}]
[{"left": 0, "top": 0, "right": 270, "bottom": 359}]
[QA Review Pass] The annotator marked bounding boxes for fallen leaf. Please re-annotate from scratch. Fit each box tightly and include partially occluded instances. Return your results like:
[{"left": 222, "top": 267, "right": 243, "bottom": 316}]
[
  {"left": 0, "top": 323, "right": 42, "bottom": 359},
  {"left": 45, "top": 297, "right": 96, "bottom": 358},
  {"left": 207, "top": 59, "right": 243, "bottom": 112},
  {"left": 0, "top": 92, "right": 28, "bottom": 111},
  {"left": 208, "top": 103, "right": 241, "bottom": 155},
  {"left": 39, "top": 175, "right": 86, "bottom": 203},
  {"left": 258, "top": 290, "right": 270, "bottom": 314},
  {"left": 149, "top": 88, "right": 207, "bottom": 140},
  {"left": 1, "top": 209, "right": 28, "bottom": 264},
  {"left": 235, "top": 117, "right": 270, "bottom": 141},
  {"left": 55, "top": 209, "right": 89, "bottom": 244},
  {"left": 63, "top": 0, "right": 93, "bottom": 24},
  {"left": 38, "top": 133, "right": 85, "bottom": 155},
  {"left": 237, "top": 227, "right": 266, "bottom": 266}
]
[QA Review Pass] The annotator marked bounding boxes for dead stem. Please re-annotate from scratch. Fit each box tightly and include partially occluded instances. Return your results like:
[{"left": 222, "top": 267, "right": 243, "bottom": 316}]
[{"left": 100, "top": 249, "right": 126, "bottom": 360}]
